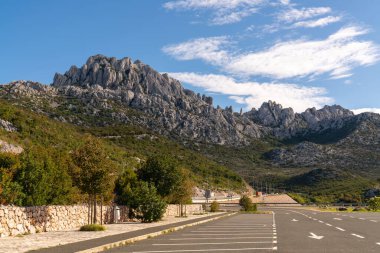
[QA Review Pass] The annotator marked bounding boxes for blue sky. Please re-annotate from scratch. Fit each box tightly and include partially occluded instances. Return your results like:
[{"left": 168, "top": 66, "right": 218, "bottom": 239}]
[{"left": 1, "top": 0, "right": 379, "bottom": 113}]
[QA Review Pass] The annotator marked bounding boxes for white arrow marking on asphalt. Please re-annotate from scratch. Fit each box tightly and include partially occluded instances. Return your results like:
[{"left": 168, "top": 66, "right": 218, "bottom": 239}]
[
  {"left": 309, "top": 232, "right": 324, "bottom": 240},
  {"left": 291, "top": 219, "right": 298, "bottom": 222},
  {"left": 333, "top": 218, "right": 342, "bottom": 220}
]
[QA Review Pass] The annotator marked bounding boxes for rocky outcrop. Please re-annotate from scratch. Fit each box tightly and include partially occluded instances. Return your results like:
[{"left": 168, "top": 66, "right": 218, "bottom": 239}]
[
  {"left": 0, "top": 140, "right": 23, "bottom": 154},
  {"left": 0, "top": 119, "right": 17, "bottom": 132},
  {"left": 1, "top": 55, "right": 379, "bottom": 147}
]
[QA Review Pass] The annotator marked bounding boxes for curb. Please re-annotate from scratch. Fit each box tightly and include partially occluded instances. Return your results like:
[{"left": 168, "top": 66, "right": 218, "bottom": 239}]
[{"left": 76, "top": 212, "right": 237, "bottom": 253}]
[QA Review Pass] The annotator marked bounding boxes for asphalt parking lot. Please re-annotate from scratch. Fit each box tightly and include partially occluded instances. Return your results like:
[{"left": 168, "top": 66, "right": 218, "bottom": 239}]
[{"left": 106, "top": 213, "right": 277, "bottom": 253}]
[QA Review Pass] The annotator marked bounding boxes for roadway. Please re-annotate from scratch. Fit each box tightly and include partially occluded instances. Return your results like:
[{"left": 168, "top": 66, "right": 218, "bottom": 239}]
[{"left": 105, "top": 207, "right": 380, "bottom": 253}]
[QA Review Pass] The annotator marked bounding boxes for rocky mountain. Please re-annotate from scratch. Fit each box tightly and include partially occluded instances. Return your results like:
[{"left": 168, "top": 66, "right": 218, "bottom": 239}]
[
  {"left": 3, "top": 55, "right": 378, "bottom": 146},
  {"left": 1, "top": 55, "right": 379, "bottom": 201}
]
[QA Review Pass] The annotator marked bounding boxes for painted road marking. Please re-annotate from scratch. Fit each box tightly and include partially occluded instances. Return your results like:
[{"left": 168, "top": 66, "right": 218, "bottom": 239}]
[
  {"left": 351, "top": 234, "right": 365, "bottom": 239},
  {"left": 318, "top": 220, "right": 324, "bottom": 223},
  {"left": 326, "top": 223, "right": 332, "bottom": 226},
  {"left": 153, "top": 241, "right": 275, "bottom": 246},
  {"left": 370, "top": 220, "right": 378, "bottom": 222},
  {"left": 309, "top": 232, "right": 324, "bottom": 240},
  {"left": 194, "top": 229, "right": 274, "bottom": 231},
  {"left": 335, "top": 227, "right": 345, "bottom": 231},
  {"left": 359, "top": 218, "right": 366, "bottom": 220},
  {"left": 376, "top": 242, "right": 380, "bottom": 246},
  {"left": 333, "top": 218, "right": 342, "bottom": 220},
  {"left": 182, "top": 233, "right": 274, "bottom": 236},
  {"left": 291, "top": 219, "right": 298, "bottom": 222},
  {"left": 169, "top": 237, "right": 276, "bottom": 240},
  {"left": 131, "top": 248, "right": 278, "bottom": 252}
]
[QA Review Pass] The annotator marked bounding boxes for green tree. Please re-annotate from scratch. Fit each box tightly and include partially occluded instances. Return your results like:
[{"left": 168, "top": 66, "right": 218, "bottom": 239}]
[
  {"left": 16, "top": 147, "right": 74, "bottom": 206},
  {"left": 210, "top": 201, "right": 220, "bottom": 212},
  {"left": 0, "top": 153, "right": 23, "bottom": 205},
  {"left": 130, "top": 181, "right": 167, "bottom": 222},
  {"left": 137, "top": 156, "right": 182, "bottom": 199},
  {"left": 239, "top": 195, "right": 257, "bottom": 212},
  {"left": 166, "top": 168, "right": 194, "bottom": 216},
  {"left": 368, "top": 197, "right": 380, "bottom": 211},
  {"left": 71, "top": 137, "right": 116, "bottom": 224}
]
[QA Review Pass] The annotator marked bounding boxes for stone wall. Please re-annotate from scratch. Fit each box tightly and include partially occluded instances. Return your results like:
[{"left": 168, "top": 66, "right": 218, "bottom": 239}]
[
  {"left": 0, "top": 205, "right": 128, "bottom": 237},
  {"left": 0, "top": 204, "right": 203, "bottom": 237},
  {"left": 164, "top": 204, "right": 204, "bottom": 217}
]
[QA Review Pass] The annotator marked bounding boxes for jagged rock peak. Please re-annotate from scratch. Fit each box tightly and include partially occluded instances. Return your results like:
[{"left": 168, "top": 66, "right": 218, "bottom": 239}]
[
  {"left": 246, "top": 100, "right": 295, "bottom": 127},
  {"left": 53, "top": 55, "right": 176, "bottom": 93}
]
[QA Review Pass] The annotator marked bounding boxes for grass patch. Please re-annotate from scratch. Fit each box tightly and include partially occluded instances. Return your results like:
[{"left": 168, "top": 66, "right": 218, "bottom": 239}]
[{"left": 79, "top": 224, "right": 106, "bottom": 231}]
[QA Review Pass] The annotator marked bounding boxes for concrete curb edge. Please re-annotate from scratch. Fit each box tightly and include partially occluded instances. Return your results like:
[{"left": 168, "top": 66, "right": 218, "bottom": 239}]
[{"left": 76, "top": 212, "right": 237, "bottom": 253}]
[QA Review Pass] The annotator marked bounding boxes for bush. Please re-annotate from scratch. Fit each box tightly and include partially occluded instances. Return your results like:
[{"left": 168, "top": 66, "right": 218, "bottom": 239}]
[
  {"left": 210, "top": 201, "right": 220, "bottom": 212},
  {"left": 79, "top": 224, "right": 106, "bottom": 231},
  {"left": 368, "top": 197, "right": 380, "bottom": 211},
  {"left": 239, "top": 195, "right": 257, "bottom": 212},
  {"left": 132, "top": 182, "right": 167, "bottom": 223}
]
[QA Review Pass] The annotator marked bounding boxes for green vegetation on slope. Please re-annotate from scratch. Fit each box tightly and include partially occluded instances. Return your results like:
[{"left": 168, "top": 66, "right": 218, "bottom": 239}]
[{"left": 0, "top": 99, "right": 245, "bottom": 207}]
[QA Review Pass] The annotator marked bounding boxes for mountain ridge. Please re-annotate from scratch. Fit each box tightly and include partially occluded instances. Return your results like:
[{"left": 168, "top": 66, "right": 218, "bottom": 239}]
[
  {"left": 3, "top": 55, "right": 378, "bottom": 147},
  {"left": 1, "top": 54, "right": 379, "bottom": 202}
]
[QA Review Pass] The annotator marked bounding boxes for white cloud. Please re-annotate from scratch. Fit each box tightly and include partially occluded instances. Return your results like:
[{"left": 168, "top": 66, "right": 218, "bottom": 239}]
[
  {"left": 352, "top": 108, "right": 380, "bottom": 115},
  {"left": 278, "top": 7, "right": 331, "bottom": 22},
  {"left": 279, "top": 0, "right": 290, "bottom": 5},
  {"left": 163, "top": 0, "right": 263, "bottom": 10},
  {"left": 164, "top": 27, "right": 379, "bottom": 80},
  {"left": 163, "top": 0, "right": 264, "bottom": 25},
  {"left": 162, "top": 36, "right": 230, "bottom": 65},
  {"left": 227, "top": 26, "right": 380, "bottom": 79},
  {"left": 211, "top": 8, "right": 258, "bottom": 25},
  {"left": 293, "top": 16, "right": 341, "bottom": 28},
  {"left": 168, "top": 72, "right": 333, "bottom": 112}
]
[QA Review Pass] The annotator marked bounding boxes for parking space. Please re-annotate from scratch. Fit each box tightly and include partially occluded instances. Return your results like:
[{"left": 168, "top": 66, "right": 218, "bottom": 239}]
[{"left": 107, "top": 213, "right": 277, "bottom": 253}]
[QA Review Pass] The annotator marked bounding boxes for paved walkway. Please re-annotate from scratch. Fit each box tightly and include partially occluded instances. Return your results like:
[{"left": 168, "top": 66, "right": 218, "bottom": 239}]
[{"left": 0, "top": 213, "right": 223, "bottom": 253}]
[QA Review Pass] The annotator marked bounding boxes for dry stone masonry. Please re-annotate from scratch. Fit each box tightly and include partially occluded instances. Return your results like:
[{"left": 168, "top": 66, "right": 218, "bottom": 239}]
[{"left": 0, "top": 204, "right": 203, "bottom": 237}]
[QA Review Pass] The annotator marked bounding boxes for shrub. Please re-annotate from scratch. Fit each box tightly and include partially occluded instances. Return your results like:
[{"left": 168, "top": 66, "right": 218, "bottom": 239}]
[
  {"left": 239, "top": 195, "right": 257, "bottom": 212},
  {"left": 210, "top": 201, "right": 220, "bottom": 212},
  {"left": 79, "top": 224, "right": 106, "bottom": 231},
  {"left": 133, "top": 182, "right": 167, "bottom": 223},
  {"left": 368, "top": 197, "right": 380, "bottom": 211}
]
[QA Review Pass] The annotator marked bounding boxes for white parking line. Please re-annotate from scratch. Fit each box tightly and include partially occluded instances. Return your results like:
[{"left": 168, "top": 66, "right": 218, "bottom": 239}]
[
  {"left": 335, "top": 227, "right": 345, "bottom": 231},
  {"left": 153, "top": 241, "right": 275, "bottom": 246},
  {"left": 351, "top": 234, "right": 365, "bottom": 239},
  {"left": 325, "top": 223, "right": 332, "bottom": 226},
  {"left": 370, "top": 220, "right": 378, "bottom": 223},
  {"left": 376, "top": 242, "right": 380, "bottom": 246},
  {"left": 318, "top": 220, "right": 324, "bottom": 223},
  {"left": 196, "top": 228, "right": 272, "bottom": 230},
  {"left": 169, "top": 237, "right": 275, "bottom": 240},
  {"left": 182, "top": 233, "right": 274, "bottom": 236},
  {"left": 359, "top": 218, "right": 366, "bottom": 220},
  {"left": 132, "top": 248, "right": 277, "bottom": 253},
  {"left": 333, "top": 218, "right": 342, "bottom": 220}
]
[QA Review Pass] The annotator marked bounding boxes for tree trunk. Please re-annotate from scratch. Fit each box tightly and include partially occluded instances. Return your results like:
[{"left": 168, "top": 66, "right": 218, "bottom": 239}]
[
  {"left": 93, "top": 194, "right": 97, "bottom": 224},
  {"left": 100, "top": 197, "right": 103, "bottom": 225},
  {"left": 88, "top": 194, "right": 91, "bottom": 224}
]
